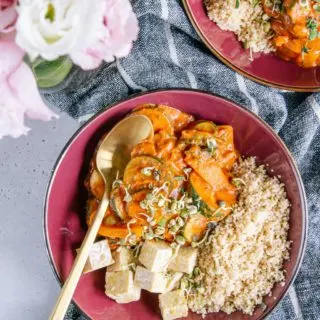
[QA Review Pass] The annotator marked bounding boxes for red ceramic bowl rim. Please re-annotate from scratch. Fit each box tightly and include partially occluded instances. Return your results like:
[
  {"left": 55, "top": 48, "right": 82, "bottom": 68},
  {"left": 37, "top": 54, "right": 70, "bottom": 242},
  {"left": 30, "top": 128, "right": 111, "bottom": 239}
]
[
  {"left": 43, "top": 88, "right": 308, "bottom": 320},
  {"left": 182, "top": 0, "right": 320, "bottom": 92}
]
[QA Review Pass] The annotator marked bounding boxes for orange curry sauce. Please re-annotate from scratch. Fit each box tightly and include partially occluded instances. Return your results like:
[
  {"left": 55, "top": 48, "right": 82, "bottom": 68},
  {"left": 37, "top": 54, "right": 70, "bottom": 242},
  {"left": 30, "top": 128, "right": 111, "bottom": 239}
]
[
  {"left": 85, "top": 105, "right": 239, "bottom": 246},
  {"left": 263, "top": 0, "right": 320, "bottom": 67}
]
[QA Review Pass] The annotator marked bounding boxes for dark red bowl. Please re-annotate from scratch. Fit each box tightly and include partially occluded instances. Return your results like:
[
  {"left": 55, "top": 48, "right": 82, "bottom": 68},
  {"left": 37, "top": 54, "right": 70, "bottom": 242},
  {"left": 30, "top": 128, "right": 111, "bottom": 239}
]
[
  {"left": 182, "top": 0, "right": 320, "bottom": 92},
  {"left": 44, "top": 89, "right": 307, "bottom": 320}
]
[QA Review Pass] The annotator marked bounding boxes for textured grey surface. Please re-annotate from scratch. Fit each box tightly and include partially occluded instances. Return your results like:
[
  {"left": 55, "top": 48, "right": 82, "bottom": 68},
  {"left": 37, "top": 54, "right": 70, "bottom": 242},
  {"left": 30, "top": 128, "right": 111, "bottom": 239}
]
[{"left": 0, "top": 110, "right": 79, "bottom": 319}]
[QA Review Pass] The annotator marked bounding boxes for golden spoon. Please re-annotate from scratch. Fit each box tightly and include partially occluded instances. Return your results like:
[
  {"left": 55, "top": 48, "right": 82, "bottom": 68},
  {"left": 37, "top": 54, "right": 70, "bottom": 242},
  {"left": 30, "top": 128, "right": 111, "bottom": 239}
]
[{"left": 49, "top": 114, "right": 153, "bottom": 320}]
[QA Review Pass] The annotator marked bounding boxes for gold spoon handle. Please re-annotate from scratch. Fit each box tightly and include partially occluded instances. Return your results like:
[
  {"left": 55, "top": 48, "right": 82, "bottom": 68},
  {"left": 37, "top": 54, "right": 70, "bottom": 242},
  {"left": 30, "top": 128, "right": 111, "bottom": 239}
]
[{"left": 49, "top": 196, "right": 109, "bottom": 320}]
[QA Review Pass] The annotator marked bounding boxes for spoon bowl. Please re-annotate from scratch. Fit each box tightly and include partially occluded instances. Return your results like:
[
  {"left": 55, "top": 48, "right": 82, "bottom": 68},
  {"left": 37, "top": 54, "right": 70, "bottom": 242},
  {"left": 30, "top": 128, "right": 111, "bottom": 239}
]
[{"left": 96, "top": 114, "right": 154, "bottom": 196}]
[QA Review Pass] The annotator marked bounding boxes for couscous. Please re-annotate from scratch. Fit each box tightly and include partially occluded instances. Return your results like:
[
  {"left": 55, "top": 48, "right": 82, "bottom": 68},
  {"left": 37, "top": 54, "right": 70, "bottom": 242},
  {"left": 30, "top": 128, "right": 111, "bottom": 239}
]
[
  {"left": 188, "top": 157, "right": 290, "bottom": 316},
  {"left": 204, "top": 0, "right": 275, "bottom": 53}
]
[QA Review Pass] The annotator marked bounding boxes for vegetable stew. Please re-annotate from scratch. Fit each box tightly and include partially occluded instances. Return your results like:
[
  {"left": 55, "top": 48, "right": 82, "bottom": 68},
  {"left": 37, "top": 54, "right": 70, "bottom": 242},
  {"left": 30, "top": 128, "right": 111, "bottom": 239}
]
[{"left": 85, "top": 104, "right": 239, "bottom": 247}]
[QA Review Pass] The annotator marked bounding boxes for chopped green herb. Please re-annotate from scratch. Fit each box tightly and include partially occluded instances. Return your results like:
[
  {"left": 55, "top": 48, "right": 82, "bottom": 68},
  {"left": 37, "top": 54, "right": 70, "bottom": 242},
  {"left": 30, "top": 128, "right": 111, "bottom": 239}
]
[
  {"left": 175, "top": 235, "right": 186, "bottom": 245},
  {"left": 306, "top": 18, "right": 318, "bottom": 31},
  {"left": 180, "top": 210, "right": 189, "bottom": 218},
  {"left": 157, "top": 218, "right": 166, "bottom": 228},
  {"left": 206, "top": 138, "right": 217, "bottom": 153},
  {"left": 309, "top": 28, "right": 318, "bottom": 41},
  {"left": 235, "top": 0, "right": 240, "bottom": 8},
  {"left": 279, "top": 3, "right": 284, "bottom": 13},
  {"left": 174, "top": 176, "right": 185, "bottom": 181},
  {"left": 169, "top": 224, "right": 180, "bottom": 234},
  {"left": 252, "top": 0, "right": 260, "bottom": 8}
]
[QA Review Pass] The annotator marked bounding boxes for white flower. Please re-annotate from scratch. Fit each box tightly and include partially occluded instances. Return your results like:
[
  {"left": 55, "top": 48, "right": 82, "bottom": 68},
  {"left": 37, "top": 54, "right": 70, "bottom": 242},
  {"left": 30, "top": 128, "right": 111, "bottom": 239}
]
[{"left": 15, "top": 0, "right": 104, "bottom": 61}]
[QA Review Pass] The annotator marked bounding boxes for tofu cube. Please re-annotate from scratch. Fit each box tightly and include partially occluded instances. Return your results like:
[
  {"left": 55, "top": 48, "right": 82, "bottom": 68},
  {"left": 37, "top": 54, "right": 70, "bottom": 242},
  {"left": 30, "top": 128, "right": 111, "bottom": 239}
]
[
  {"left": 159, "top": 289, "right": 188, "bottom": 320},
  {"left": 168, "top": 246, "right": 198, "bottom": 274},
  {"left": 139, "top": 240, "right": 172, "bottom": 272},
  {"left": 105, "top": 270, "right": 141, "bottom": 303},
  {"left": 134, "top": 265, "right": 167, "bottom": 293},
  {"left": 77, "top": 239, "right": 114, "bottom": 273},
  {"left": 107, "top": 246, "right": 134, "bottom": 272},
  {"left": 165, "top": 272, "right": 183, "bottom": 293}
]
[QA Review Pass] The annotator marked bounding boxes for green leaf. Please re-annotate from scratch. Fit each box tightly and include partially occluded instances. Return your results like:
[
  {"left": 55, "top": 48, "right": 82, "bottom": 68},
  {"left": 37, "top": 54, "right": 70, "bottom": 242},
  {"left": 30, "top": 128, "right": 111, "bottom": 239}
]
[
  {"left": 31, "top": 56, "right": 73, "bottom": 88},
  {"left": 302, "top": 46, "right": 309, "bottom": 53},
  {"left": 309, "top": 28, "right": 318, "bottom": 40}
]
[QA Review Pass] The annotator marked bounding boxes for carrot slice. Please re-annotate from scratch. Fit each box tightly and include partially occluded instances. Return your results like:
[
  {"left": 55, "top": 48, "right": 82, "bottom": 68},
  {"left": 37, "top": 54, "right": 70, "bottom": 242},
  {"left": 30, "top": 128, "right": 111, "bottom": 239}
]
[
  {"left": 133, "top": 108, "right": 174, "bottom": 134},
  {"left": 215, "top": 125, "right": 235, "bottom": 152},
  {"left": 133, "top": 104, "right": 194, "bottom": 131},
  {"left": 131, "top": 140, "right": 156, "bottom": 157},
  {"left": 274, "top": 36, "right": 289, "bottom": 48},
  {"left": 97, "top": 224, "right": 144, "bottom": 238},
  {"left": 189, "top": 171, "right": 218, "bottom": 214},
  {"left": 87, "top": 206, "right": 120, "bottom": 227},
  {"left": 301, "top": 51, "right": 319, "bottom": 68},
  {"left": 87, "top": 208, "right": 143, "bottom": 238},
  {"left": 185, "top": 147, "right": 233, "bottom": 191},
  {"left": 157, "top": 104, "right": 194, "bottom": 131},
  {"left": 215, "top": 189, "right": 237, "bottom": 203}
]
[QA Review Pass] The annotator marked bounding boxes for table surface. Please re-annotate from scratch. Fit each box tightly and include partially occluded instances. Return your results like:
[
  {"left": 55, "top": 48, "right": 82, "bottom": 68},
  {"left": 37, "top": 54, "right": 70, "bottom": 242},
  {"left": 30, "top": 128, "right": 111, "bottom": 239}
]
[{"left": 0, "top": 109, "right": 80, "bottom": 319}]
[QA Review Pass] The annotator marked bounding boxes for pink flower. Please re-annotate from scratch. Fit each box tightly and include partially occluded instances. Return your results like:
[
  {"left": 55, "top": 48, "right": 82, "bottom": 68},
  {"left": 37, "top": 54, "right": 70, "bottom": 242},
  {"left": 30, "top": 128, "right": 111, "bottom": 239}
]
[
  {"left": 0, "top": 0, "right": 17, "bottom": 33},
  {"left": 71, "top": 0, "right": 139, "bottom": 70},
  {"left": 0, "top": 35, "right": 58, "bottom": 139}
]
